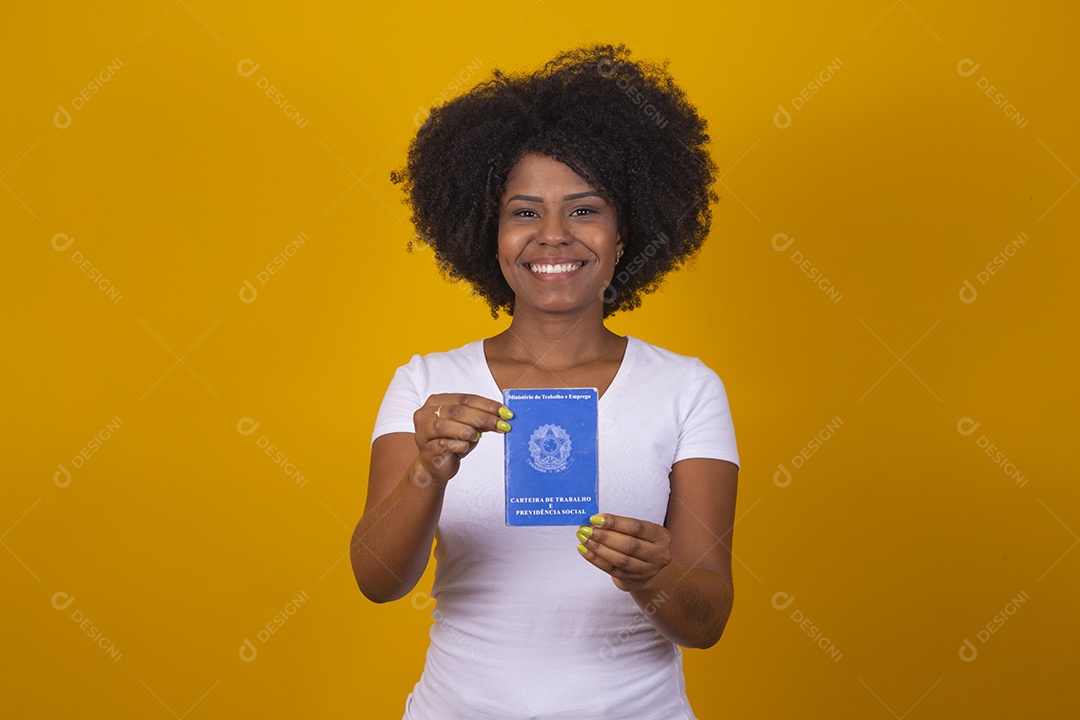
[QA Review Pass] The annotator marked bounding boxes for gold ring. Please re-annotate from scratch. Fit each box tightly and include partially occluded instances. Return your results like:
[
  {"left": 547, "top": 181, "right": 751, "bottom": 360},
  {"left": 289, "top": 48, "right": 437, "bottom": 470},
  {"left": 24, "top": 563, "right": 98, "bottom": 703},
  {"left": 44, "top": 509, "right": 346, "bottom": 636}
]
[{"left": 434, "top": 405, "right": 442, "bottom": 419}]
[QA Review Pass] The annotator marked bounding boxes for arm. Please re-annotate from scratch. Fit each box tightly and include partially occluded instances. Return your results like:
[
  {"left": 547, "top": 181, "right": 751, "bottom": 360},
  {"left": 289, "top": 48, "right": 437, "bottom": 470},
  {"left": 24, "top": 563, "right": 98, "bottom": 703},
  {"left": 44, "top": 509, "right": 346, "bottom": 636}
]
[
  {"left": 350, "top": 394, "right": 510, "bottom": 603},
  {"left": 350, "top": 432, "right": 447, "bottom": 604},
  {"left": 576, "top": 457, "right": 738, "bottom": 648}
]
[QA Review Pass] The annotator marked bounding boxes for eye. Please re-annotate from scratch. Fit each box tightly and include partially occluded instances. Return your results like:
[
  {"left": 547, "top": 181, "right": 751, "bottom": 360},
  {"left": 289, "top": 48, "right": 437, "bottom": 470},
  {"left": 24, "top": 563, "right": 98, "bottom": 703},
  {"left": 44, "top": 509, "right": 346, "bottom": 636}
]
[
  {"left": 512, "top": 208, "right": 539, "bottom": 218},
  {"left": 570, "top": 207, "right": 597, "bottom": 217}
]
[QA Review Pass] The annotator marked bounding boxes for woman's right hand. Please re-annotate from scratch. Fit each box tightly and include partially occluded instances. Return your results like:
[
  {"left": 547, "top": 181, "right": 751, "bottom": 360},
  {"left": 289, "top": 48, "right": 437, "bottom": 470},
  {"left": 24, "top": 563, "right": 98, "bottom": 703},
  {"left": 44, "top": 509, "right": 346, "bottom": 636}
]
[
  {"left": 353, "top": 394, "right": 511, "bottom": 602},
  {"left": 411, "top": 394, "right": 513, "bottom": 486}
]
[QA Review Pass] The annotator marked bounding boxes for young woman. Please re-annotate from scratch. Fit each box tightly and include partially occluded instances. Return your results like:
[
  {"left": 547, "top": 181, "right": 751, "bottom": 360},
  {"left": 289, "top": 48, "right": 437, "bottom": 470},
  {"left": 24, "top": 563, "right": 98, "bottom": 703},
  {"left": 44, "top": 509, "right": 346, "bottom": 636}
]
[{"left": 351, "top": 44, "right": 740, "bottom": 719}]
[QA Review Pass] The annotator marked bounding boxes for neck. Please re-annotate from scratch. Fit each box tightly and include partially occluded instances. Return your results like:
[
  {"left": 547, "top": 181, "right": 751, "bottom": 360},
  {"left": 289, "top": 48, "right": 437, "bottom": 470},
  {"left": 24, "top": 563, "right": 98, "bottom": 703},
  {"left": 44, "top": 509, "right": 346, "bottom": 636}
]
[{"left": 493, "top": 302, "right": 617, "bottom": 370}]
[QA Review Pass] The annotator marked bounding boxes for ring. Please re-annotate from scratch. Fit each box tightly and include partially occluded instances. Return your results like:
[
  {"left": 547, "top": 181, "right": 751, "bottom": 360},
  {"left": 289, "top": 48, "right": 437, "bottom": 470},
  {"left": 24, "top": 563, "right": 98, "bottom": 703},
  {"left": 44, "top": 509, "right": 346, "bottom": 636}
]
[{"left": 434, "top": 405, "right": 442, "bottom": 420}]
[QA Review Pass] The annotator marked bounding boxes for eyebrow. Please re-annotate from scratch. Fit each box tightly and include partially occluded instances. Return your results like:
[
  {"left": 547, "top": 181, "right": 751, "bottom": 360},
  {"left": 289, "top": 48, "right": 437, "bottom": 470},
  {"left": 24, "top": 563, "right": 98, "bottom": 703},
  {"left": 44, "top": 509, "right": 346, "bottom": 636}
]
[{"left": 505, "top": 191, "right": 604, "bottom": 205}]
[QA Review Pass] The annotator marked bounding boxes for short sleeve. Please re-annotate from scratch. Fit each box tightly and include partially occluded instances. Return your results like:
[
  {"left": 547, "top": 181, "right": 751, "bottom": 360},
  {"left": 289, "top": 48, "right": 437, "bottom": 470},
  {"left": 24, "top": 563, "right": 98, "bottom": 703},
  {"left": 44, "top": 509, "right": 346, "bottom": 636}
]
[
  {"left": 673, "top": 359, "right": 740, "bottom": 468},
  {"left": 371, "top": 354, "right": 427, "bottom": 445}
]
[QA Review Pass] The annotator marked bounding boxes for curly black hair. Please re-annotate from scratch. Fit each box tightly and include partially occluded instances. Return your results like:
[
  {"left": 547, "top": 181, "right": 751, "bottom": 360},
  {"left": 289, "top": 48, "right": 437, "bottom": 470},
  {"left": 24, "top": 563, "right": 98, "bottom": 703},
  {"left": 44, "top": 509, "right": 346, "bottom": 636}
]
[{"left": 390, "top": 43, "right": 718, "bottom": 318}]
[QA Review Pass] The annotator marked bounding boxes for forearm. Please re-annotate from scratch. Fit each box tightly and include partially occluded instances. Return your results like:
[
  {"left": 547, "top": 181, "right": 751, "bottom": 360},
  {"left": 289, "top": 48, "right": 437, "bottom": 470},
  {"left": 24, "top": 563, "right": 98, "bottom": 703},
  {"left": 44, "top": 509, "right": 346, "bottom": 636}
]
[
  {"left": 630, "top": 562, "right": 733, "bottom": 649},
  {"left": 350, "top": 458, "right": 445, "bottom": 603}
]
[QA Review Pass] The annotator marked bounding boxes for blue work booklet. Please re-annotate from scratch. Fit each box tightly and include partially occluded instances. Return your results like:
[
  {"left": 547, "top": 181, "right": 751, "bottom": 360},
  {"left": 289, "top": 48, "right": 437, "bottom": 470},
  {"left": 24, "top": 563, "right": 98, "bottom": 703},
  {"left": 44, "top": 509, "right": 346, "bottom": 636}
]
[{"left": 503, "top": 388, "right": 599, "bottom": 526}]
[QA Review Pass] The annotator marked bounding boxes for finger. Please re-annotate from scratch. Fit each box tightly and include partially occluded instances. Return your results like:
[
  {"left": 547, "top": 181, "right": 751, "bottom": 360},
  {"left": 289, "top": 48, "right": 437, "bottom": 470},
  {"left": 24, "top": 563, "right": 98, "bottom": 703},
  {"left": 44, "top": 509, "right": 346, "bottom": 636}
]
[
  {"left": 420, "top": 400, "right": 511, "bottom": 437},
  {"left": 437, "top": 402, "right": 512, "bottom": 435},
  {"left": 415, "top": 408, "right": 503, "bottom": 447},
  {"left": 581, "top": 517, "right": 672, "bottom": 567},
  {"left": 429, "top": 393, "right": 513, "bottom": 425},
  {"left": 577, "top": 539, "right": 653, "bottom": 577},
  {"left": 457, "top": 431, "right": 482, "bottom": 459},
  {"left": 417, "top": 447, "right": 460, "bottom": 484},
  {"left": 416, "top": 440, "right": 470, "bottom": 483},
  {"left": 582, "top": 528, "right": 670, "bottom": 568},
  {"left": 423, "top": 436, "right": 473, "bottom": 457},
  {"left": 589, "top": 513, "right": 669, "bottom": 543},
  {"left": 431, "top": 415, "right": 488, "bottom": 444}
]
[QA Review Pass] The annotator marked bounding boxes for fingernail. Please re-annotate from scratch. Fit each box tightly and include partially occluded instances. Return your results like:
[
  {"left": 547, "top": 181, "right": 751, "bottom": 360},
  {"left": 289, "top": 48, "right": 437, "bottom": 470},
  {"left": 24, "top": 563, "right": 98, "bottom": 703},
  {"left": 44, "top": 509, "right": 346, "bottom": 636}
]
[
  {"left": 499, "top": 406, "right": 514, "bottom": 420},
  {"left": 496, "top": 420, "right": 511, "bottom": 433},
  {"left": 576, "top": 543, "right": 588, "bottom": 555},
  {"left": 476, "top": 430, "right": 483, "bottom": 440},
  {"left": 576, "top": 528, "right": 591, "bottom": 544},
  {"left": 589, "top": 514, "right": 605, "bottom": 526}
]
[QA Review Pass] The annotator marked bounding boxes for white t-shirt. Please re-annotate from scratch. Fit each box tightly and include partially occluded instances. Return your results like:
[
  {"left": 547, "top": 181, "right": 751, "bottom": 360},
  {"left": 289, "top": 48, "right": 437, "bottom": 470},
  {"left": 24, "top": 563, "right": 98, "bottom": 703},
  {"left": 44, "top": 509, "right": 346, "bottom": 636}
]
[{"left": 371, "top": 336, "right": 739, "bottom": 720}]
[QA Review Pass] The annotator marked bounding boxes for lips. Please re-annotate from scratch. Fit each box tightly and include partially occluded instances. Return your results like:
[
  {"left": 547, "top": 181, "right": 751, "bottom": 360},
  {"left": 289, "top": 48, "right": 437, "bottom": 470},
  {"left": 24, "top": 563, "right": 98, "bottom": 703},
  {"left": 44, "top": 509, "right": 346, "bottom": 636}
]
[
  {"left": 524, "top": 257, "right": 591, "bottom": 278},
  {"left": 524, "top": 257, "right": 587, "bottom": 275}
]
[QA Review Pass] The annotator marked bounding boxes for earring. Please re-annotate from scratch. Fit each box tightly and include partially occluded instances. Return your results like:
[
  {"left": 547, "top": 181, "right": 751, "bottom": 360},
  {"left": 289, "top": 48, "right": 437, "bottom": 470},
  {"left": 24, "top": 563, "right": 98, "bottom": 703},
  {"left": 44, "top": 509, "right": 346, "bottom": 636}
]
[{"left": 615, "top": 249, "right": 623, "bottom": 264}]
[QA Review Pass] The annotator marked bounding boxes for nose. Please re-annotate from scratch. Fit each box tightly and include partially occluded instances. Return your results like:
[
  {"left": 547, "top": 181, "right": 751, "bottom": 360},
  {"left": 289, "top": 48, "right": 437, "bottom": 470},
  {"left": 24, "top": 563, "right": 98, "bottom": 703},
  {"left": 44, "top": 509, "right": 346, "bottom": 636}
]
[{"left": 538, "top": 211, "right": 570, "bottom": 246}]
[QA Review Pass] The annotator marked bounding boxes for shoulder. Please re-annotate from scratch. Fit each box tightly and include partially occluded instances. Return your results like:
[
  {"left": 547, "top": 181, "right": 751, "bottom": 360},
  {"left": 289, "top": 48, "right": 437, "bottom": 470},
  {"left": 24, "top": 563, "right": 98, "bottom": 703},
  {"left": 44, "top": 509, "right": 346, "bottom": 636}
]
[
  {"left": 381, "top": 339, "right": 490, "bottom": 399},
  {"left": 628, "top": 339, "right": 739, "bottom": 465},
  {"left": 391, "top": 339, "right": 484, "bottom": 375},
  {"left": 627, "top": 336, "right": 719, "bottom": 378},
  {"left": 624, "top": 337, "right": 730, "bottom": 412}
]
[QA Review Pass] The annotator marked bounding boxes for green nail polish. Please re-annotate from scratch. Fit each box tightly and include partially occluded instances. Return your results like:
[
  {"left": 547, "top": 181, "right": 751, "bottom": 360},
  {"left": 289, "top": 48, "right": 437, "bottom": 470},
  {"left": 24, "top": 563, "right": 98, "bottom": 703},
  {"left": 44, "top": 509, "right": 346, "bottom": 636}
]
[
  {"left": 589, "top": 514, "right": 605, "bottom": 526},
  {"left": 576, "top": 543, "right": 588, "bottom": 555},
  {"left": 499, "top": 406, "right": 514, "bottom": 420},
  {"left": 476, "top": 430, "right": 483, "bottom": 440},
  {"left": 577, "top": 525, "right": 593, "bottom": 539},
  {"left": 576, "top": 529, "right": 590, "bottom": 544},
  {"left": 496, "top": 419, "right": 512, "bottom": 433}
]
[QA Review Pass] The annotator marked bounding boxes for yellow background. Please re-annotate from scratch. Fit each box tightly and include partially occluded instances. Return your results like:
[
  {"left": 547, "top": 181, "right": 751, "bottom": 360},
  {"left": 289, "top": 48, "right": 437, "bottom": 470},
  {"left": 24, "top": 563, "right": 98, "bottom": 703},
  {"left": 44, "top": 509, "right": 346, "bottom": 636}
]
[{"left": 3, "top": 1, "right": 1077, "bottom": 717}]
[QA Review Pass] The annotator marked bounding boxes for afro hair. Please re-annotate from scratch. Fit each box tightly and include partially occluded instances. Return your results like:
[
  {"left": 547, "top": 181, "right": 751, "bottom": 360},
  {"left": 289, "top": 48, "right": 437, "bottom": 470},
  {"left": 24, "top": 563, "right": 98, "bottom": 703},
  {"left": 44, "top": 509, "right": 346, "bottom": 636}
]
[{"left": 391, "top": 43, "right": 719, "bottom": 318}]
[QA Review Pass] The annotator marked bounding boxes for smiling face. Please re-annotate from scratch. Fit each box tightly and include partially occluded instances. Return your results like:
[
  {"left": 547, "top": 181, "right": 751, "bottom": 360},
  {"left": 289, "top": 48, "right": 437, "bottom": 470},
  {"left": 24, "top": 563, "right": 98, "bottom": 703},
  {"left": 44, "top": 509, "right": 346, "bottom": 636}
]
[{"left": 497, "top": 153, "right": 623, "bottom": 316}]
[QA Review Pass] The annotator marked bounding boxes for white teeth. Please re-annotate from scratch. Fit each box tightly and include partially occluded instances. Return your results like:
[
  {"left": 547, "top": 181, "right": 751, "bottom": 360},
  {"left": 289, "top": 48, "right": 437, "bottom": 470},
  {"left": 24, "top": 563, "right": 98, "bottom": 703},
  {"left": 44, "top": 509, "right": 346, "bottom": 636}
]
[{"left": 529, "top": 262, "right": 584, "bottom": 274}]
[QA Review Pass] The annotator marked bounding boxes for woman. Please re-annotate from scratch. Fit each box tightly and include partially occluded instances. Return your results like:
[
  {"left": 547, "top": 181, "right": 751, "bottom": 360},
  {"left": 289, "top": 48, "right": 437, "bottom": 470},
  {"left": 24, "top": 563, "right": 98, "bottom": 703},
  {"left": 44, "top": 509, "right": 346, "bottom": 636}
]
[{"left": 351, "top": 44, "right": 740, "bottom": 719}]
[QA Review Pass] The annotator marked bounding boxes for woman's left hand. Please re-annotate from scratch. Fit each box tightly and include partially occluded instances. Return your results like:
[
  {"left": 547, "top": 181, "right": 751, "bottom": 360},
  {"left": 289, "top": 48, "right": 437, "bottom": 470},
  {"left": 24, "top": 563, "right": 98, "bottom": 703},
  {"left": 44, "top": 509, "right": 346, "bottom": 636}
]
[{"left": 575, "top": 514, "right": 673, "bottom": 593}]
